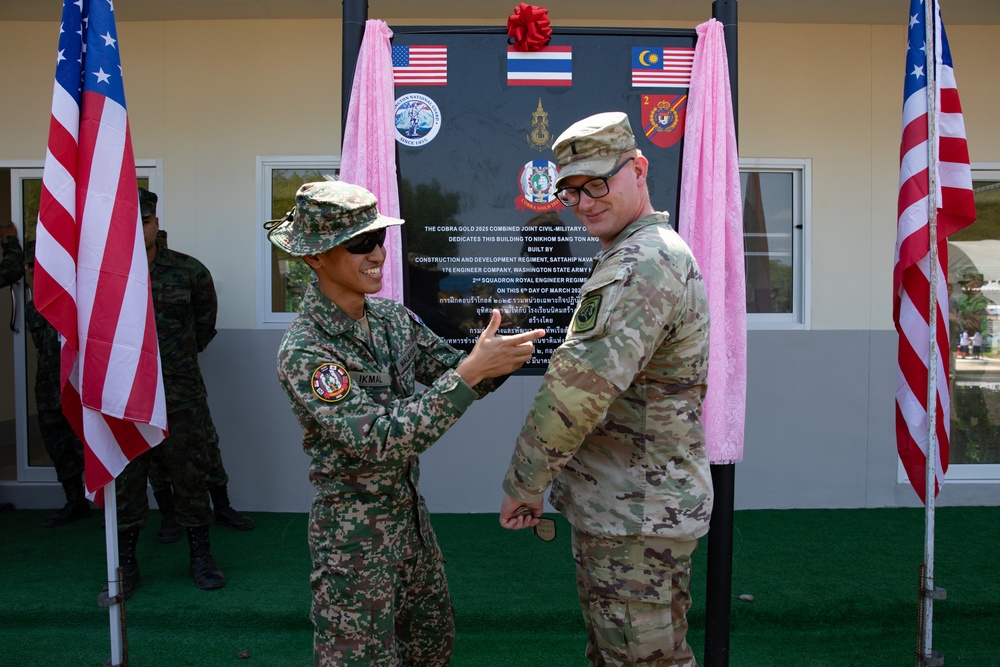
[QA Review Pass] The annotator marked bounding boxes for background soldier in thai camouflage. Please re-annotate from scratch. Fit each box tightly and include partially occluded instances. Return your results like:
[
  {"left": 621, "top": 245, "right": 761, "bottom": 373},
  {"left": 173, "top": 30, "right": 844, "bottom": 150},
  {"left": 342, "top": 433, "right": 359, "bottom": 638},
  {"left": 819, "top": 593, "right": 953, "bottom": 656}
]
[
  {"left": 24, "top": 240, "right": 91, "bottom": 527},
  {"left": 110, "top": 187, "right": 228, "bottom": 597},
  {"left": 500, "top": 112, "right": 714, "bottom": 667},
  {"left": 0, "top": 220, "right": 24, "bottom": 288},
  {"left": 1, "top": 222, "right": 26, "bottom": 513},
  {"left": 269, "top": 181, "right": 544, "bottom": 667},
  {"left": 146, "top": 227, "right": 255, "bottom": 544}
]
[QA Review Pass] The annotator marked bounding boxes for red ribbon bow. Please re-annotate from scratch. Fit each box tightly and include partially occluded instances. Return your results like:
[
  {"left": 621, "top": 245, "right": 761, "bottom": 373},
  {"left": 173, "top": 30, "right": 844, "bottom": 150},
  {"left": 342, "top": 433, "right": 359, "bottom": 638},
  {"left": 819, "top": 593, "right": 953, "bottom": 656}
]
[{"left": 507, "top": 3, "right": 552, "bottom": 52}]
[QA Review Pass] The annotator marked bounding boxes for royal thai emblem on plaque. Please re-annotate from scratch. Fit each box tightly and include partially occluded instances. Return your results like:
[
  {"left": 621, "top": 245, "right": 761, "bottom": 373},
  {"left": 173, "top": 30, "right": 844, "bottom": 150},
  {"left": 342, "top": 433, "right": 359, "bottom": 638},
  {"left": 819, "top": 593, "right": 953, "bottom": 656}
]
[{"left": 527, "top": 98, "right": 552, "bottom": 152}]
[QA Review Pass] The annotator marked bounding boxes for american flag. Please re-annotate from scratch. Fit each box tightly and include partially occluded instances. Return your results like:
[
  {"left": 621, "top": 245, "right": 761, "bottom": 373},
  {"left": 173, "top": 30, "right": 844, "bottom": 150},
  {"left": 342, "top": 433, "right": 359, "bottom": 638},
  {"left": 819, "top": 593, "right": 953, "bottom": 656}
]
[
  {"left": 392, "top": 45, "right": 447, "bottom": 86},
  {"left": 894, "top": 0, "right": 976, "bottom": 504},
  {"left": 507, "top": 46, "right": 572, "bottom": 87},
  {"left": 631, "top": 47, "right": 695, "bottom": 88},
  {"left": 36, "top": 0, "right": 167, "bottom": 498}
]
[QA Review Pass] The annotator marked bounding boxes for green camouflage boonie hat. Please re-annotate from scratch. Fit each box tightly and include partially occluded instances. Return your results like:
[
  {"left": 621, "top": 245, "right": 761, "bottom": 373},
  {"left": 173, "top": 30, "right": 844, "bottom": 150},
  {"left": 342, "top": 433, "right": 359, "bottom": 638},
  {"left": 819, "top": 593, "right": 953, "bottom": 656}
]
[
  {"left": 265, "top": 181, "right": 404, "bottom": 257},
  {"left": 552, "top": 111, "right": 637, "bottom": 188}
]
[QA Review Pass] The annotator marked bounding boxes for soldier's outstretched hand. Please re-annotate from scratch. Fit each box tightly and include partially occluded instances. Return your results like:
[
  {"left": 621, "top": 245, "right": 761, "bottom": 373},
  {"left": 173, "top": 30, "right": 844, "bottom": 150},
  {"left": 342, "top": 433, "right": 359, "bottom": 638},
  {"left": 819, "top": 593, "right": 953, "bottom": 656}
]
[{"left": 456, "top": 309, "right": 544, "bottom": 387}]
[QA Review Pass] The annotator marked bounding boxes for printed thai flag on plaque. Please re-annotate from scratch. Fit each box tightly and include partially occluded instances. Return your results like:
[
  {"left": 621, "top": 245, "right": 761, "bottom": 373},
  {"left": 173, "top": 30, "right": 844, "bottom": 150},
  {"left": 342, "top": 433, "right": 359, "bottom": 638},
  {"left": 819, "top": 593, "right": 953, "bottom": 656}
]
[
  {"left": 507, "top": 46, "right": 572, "bottom": 86},
  {"left": 632, "top": 47, "right": 695, "bottom": 88}
]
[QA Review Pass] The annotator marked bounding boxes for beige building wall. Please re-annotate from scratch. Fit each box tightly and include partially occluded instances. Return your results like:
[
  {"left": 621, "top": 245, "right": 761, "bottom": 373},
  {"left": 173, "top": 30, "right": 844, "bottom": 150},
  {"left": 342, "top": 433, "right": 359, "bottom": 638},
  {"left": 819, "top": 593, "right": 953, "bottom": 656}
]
[
  {"left": 4, "top": 18, "right": 999, "bottom": 330},
  {"left": 3, "top": 15, "right": 999, "bottom": 510}
]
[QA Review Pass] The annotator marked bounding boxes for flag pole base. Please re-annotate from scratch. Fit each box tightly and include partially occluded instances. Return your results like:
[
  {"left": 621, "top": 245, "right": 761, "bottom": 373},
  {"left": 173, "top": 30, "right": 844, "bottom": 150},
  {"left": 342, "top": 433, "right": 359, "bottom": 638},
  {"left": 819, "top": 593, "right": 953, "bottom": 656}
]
[{"left": 921, "top": 651, "right": 944, "bottom": 667}]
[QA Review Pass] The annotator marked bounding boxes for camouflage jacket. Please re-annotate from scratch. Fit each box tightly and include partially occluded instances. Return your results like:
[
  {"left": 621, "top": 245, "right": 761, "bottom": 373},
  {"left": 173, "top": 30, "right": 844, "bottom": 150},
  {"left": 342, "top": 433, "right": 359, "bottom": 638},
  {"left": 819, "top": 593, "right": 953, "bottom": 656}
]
[
  {"left": 0, "top": 236, "right": 24, "bottom": 288},
  {"left": 25, "top": 299, "right": 61, "bottom": 411},
  {"left": 503, "top": 213, "right": 714, "bottom": 541},
  {"left": 277, "top": 283, "right": 484, "bottom": 565},
  {"left": 149, "top": 247, "right": 217, "bottom": 413}
]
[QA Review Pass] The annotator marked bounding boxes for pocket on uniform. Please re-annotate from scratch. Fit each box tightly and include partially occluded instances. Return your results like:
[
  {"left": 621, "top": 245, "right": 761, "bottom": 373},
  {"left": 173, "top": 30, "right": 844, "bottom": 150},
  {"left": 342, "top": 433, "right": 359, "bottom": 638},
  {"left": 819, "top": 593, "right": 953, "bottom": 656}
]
[
  {"left": 623, "top": 597, "right": 675, "bottom": 664},
  {"left": 311, "top": 558, "right": 394, "bottom": 664}
]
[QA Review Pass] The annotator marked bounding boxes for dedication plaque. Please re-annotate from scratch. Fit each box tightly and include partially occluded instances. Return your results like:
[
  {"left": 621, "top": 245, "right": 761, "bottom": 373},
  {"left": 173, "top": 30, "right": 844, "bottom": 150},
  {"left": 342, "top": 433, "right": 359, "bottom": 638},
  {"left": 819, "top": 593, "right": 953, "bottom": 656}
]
[{"left": 393, "top": 27, "right": 697, "bottom": 373}]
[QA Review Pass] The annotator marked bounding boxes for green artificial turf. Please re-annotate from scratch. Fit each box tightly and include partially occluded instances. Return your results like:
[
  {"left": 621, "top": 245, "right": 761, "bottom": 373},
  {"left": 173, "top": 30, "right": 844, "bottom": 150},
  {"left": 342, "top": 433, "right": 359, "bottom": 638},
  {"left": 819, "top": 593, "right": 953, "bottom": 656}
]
[{"left": 1, "top": 507, "right": 998, "bottom": 666}]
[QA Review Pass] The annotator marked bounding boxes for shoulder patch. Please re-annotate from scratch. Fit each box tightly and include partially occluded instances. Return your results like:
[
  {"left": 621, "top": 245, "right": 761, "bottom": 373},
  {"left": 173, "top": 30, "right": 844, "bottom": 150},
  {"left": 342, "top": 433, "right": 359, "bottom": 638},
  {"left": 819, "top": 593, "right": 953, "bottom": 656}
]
[
  {"left": 572, "top": 294, "right": 603, "bottom": 334},
  {"left": 311, "top": 363, "right": 351, "bottom": 403},
  {"left": 405, "top": 307, "right": 425, "bottom": 326}
]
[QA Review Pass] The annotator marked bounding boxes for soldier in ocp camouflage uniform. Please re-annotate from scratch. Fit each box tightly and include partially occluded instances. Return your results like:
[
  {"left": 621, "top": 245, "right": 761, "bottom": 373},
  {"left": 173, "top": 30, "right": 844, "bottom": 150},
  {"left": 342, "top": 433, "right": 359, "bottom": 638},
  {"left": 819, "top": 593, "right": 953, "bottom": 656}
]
[
  {"left": 269, "top": 181, "right": 543, "bottom": 667},
  {"left": 110, "top": 188, "right": 226, "bottom": 598},
  {"left": 500, "top": 112, "right": 713, "bottom": 667}
]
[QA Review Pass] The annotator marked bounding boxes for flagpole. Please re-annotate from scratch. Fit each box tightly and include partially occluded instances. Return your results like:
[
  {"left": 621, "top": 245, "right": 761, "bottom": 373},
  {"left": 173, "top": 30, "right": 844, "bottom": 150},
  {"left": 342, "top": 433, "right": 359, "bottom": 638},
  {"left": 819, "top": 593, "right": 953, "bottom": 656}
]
[
  {"left": 920, "top": 1, "right": 942, "bottom": 665},
  {"left": 103, "top": 484, "right": 125, "bottom": 666}
]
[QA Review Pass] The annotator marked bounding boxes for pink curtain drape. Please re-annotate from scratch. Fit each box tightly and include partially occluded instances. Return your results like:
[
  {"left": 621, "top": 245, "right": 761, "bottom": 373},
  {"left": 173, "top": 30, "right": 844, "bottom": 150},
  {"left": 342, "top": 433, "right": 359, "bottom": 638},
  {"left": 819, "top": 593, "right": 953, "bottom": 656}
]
[
  {"left": 340, "top": 19, "right": 404, "bottom": 302},
  {"left": 677, "top": 18, "right": 747, "bottom": 464}
]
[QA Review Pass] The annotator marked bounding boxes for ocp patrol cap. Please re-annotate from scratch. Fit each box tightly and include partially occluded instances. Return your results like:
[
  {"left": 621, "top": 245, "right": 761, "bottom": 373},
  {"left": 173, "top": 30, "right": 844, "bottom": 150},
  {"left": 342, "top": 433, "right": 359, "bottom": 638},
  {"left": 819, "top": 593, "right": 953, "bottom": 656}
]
[{"left": 552, "top": 111, "right": 637, "bottom": 188}]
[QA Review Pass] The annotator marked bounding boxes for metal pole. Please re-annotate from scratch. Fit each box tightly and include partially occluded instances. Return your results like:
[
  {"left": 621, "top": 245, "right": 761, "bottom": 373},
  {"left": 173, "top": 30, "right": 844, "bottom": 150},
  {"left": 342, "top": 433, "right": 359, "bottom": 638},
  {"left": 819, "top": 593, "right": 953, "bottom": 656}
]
[
  {"left": 104, "top": 484, "right": 124, "bottom": 666},
  {"left": 920, "top": 2, "right": 941, "bottom": 664},
  {"left": 705, "top": 3, "right": 737, "bottom": 666},
  {"left": 341, "top": 0, "right": 369, "bottom": 142}
]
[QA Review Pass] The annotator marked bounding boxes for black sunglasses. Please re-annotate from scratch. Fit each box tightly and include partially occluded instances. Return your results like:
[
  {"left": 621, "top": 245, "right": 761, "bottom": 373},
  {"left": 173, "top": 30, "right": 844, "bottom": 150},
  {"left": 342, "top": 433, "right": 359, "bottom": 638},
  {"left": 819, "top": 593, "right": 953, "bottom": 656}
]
[{"left": 343, "top": 228, "right": 387, "bottom": 255}]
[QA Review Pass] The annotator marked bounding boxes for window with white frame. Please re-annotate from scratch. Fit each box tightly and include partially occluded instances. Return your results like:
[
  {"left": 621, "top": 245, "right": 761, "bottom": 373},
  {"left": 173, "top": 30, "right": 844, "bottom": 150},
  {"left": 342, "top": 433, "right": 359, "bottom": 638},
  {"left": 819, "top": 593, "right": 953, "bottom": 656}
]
[
  {"left": 945, "top": 164, "right": 1000, "bottom": 481},
  {"left": 256, "top": 156, "right": 339, "bottom": 328},
  {"left": 740, "top": 158, "right": 810, "bottom": 329}
]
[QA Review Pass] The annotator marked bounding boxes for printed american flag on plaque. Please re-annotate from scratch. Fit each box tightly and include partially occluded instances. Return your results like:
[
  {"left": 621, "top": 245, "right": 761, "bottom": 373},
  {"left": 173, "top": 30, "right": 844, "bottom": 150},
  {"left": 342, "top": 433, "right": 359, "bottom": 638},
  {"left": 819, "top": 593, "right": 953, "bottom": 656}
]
[{"left": 392, "top": 45, "right": 448, "bottom": 86}]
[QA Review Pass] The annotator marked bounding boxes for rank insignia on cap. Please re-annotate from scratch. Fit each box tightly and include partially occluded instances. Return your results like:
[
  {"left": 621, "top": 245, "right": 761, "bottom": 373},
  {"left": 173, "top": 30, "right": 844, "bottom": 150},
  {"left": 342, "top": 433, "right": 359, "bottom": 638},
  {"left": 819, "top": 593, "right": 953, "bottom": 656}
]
[
  {"left": 572, "top": 294, "right": 602, "bottom": 333},
  {"left": 311, "top": 363, "right": 351, "bottom": 403}
]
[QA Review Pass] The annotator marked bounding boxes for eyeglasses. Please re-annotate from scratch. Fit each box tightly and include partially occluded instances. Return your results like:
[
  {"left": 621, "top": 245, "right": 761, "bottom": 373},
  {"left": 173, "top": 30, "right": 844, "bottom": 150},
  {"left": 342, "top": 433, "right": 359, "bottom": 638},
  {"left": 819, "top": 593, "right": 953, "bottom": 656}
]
[
  {"left": 554, "top": 157, "right": 635, "bottom": 207},
  {"left": 343, "top": 228, "right": 387, "bottom": 255}
]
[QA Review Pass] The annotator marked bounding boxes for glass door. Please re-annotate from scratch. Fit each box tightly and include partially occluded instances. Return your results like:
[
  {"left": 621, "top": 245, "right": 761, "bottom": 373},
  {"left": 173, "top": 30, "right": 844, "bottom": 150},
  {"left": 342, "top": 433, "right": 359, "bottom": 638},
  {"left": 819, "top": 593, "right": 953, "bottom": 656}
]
[
  {"left": 5, "top": 168, "right": 52, "bottom": 482},
  {"left": 2, "top": 166, "right": 160, "bottom": 485}
]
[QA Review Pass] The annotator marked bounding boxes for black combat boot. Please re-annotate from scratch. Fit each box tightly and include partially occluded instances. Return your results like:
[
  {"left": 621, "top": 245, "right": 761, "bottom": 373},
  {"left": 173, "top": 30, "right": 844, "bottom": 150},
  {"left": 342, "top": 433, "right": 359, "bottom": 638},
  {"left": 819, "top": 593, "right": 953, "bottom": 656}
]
[
  {"left": 187, "top": 526, "right": 226, "bottom": 590},
  {"left": 43, "top": 477, "right": 92, "bottom": 527},
  {"left": 152, "top": 487, "right": 180, "bottom": 543},
  {"left": 210, "top": 485, "right": 256, "bottom": 531},
  {"left": 117, "top": 528, "right": 142, "bottom": 600}
]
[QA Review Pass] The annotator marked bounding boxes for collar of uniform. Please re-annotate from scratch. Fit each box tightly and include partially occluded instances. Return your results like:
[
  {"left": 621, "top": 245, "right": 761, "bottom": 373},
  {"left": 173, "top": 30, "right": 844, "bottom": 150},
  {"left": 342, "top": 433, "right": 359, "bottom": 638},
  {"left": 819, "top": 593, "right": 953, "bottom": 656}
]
[
  {"left": 595, "top": 212, "right": 670, "bottom": 261},
  {"left": 151, "top": 246, "right": 181, "bottom": 267},
  {"left": 300, "top": 283, "right": 355, "bottom": 337}
]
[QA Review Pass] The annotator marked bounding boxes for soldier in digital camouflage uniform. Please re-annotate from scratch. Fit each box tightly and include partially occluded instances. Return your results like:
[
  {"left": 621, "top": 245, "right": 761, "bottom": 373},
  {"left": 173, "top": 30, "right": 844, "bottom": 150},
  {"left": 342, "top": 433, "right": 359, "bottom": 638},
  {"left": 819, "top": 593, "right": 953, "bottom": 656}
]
[
  {"left": 24, "top": 241, "right": 91, "bottom": 527},
  {"left": 269, "top": 181, "right": 544, "bottom": 667},
  {"left": 146, "top": 227, "right": 255, "bottom": 544},
  {"left": 0, "top": 220, "right": 24, "bottom": 513},
  {"left": 111, "top": 188, "right": 226, "bottom": 597},
  {"left": 500, "top": 112, "right": 713, "bottom": 667}
]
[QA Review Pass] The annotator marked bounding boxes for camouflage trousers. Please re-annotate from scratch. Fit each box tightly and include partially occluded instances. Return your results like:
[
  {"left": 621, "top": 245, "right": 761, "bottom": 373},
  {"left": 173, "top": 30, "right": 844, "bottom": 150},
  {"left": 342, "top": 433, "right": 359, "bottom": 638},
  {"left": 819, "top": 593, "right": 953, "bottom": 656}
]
[
  {"left": 572, "top": 529, "right": 699, "bottom": 667},
  {"left": 310, "top": 541, "right": 455, "bottom": 666},
  {"left": 38, "top": 409, "right": 84, "bottom": 483},
  {"left": 149, "top": 405, "right": 228, "bottom": 494},
  {"left": 115, "top": 405, "right": 213, "bottom": 532}
]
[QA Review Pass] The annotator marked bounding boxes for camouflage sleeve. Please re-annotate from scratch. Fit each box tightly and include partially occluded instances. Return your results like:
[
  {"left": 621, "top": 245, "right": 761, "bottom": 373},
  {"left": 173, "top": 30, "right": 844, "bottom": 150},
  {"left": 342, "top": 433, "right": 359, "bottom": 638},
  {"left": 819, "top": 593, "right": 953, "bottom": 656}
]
[
  {"left": 0, "top": 236, "right": 25, "bottom": 289},
  {"left": 503, "top": 252, "right": 683, "bottom": 501},
  {"left": 410, "top": 313, "right": 467, "bottom": 387},
  {"left": 191, "top": 259, "right": 218, "bottom": 352},
  {"left": 409, "top": 311, "right": 498, "bottom": 397},
  {"left": 278, "top": 337, "right": 479, "bottom": 464}
]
